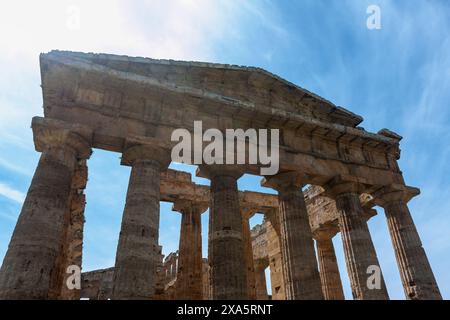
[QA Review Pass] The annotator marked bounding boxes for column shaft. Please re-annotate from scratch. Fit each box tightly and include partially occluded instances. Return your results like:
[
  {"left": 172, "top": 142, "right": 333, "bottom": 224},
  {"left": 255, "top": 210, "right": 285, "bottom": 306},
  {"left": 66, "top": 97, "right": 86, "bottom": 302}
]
[
  {"left": 242, "top": 214, "right": 257, "bottom": 299},
  {"left": 0, "top": 147, "right": 78, "bottom": 299},
  {"left": 57, "top": 161, "right": 88, "bottom": 300},
  {"left": 265, "top": 212, "right": 285, "bottom": 299},
  {"left": 176, "top": 203, "right": 203, "bottom": 300},
  {"left": 209, "top": 173, "right": 247, "bottom": 299},
  {"left": 316, "top": 238, "right": 344, "bottom": 300},
  {"left": 277, "top": 187, "right": 323, "bottom": 299},
  {"left": 112, "top": 159, "right": 161, "bottom": 299},
  {"left": 254, "top": 261, "right": 268, "bottom": 300},
  {"left": 335, "top": 192, "right": 389, "bottom": 299},
  {"left": 384, "top": 201, "right": 441, "bottom": 299}
]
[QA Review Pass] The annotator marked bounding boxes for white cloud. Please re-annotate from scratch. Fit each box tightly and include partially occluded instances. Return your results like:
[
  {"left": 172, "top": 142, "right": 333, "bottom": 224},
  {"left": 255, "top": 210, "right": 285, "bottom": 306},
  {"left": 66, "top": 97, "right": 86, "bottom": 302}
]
[
  {"left": 0, "top": 158, "right": 32, "bottom": 176},
  {"left": 0, "top": 183, "right": 25, "bottom": 203},
  {"left": 1, "top": 0, "right": 280, "bottom": 143}
]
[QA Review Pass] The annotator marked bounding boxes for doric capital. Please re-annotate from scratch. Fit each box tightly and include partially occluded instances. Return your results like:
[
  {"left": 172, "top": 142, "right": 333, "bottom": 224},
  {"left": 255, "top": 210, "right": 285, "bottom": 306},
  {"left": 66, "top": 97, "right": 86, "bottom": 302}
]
[
  {"left": 371, "top": 184, "right": 420, "bottom": 207},
  {"left": 362, "top": 207, "right": 378, "bottom": 222},
  {"left": 32, "top": 116, "right": 92, "bottom": 160},
  {"left": 261, "top": 171, "right": 307, "bottom": 193},
  {"left": 313, "top": 223, "right": 339, "bottom": 242},
  {"left": 196, "top": 164, "right": 246, "bottom": 180},
  {"left": 172, "top": 199, "right": 208, "bottom": 215},
  {"left": 121, "top": 136, "right": 171, "bottom": 168},
  {"left": 360, "top": 194, "right": 378, "bottom": 221},
  {"left": 322, "top": 175, "right": 367, "bottom": 199}
]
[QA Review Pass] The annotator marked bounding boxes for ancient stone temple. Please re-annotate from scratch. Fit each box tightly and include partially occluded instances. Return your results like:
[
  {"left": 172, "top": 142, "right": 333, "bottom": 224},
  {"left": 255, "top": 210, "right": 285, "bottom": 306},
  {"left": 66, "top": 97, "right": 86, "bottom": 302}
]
[{"left": 0, "top": 50, "right": 442, "bottom": 300}]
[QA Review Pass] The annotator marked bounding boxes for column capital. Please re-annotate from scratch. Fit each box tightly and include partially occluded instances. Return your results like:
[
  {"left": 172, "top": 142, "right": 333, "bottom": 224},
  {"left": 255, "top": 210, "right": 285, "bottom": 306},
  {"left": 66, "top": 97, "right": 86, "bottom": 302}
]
[
  {"left": 360, "top": 195, "right": 378, "bottom": 222},
  {"left": 261, "top": 171, "right": 307, "bottom": 192},
  {"left": 313, "top": 223, "right": 339, "bottom": 242},
  {"left": 372, "top": 184, "right": 420, "bottom": 207},
  {"left": 322, "top": 175, "right": 367, "bottom": 199},
  {"left": 32, "top": 116, "right": 92, "bottom": 160},
  {"left": 196, "top": 164, "right": 246, "bottom": 180},
  {"left": 121, "top": 137, "right": 171, "bottom": 168},
  {"left": 172, "top": 199, "right": 208, "bottom": 215}
]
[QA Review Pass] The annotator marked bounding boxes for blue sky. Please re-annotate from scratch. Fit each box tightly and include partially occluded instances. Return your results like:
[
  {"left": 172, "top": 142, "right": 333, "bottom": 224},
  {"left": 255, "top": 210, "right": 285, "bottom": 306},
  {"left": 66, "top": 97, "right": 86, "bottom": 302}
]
[{"left": 0, "top": 0, "right": 449, "bottom": 299}]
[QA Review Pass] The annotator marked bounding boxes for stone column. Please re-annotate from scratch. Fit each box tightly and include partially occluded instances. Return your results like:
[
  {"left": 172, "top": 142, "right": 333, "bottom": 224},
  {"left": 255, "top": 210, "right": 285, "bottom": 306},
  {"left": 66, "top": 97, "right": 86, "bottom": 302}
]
[
  {"left": 314, "top": 228, "right": 345, "bottom": 300},
  {"left": 241, "top": 207, "right": 257, "bottom": 300},
  {"left": 325, "top": 176, "right": 389, "bottom": 300},
  {"left": 264, "top": 209, "right": 286, "bottom": 299},
  {"left": 0, "top": 118, "right": 91, "bottom": 299},
  {"left": 254, "top": 259, "right": 269, "bottom": 300},
  {"left": 262, "top": 172, "right": 323, "bottom": 300},
  {"left": 373, "top": 185, "right": 442, "bottom": 300},
  {"left": 198, "top": 165, "right": 248, "bottom": 300},
  {"left": 153, "top": 246, "right": 165, "bottom": 299},
  {"left": 202, "top": 259, "right": 212, "bottom": 300},
  {"left": 171, "top": 256, "right": 177, "bottom": 280},
  {"left": 112, "top": 143, "right": 170, "bottom": 300},
  {"left": 57, "top": 160, "right": 88, "bottom": 300},
  {"left": 173, "top": 199, "right": 207, "bottom": 300}
]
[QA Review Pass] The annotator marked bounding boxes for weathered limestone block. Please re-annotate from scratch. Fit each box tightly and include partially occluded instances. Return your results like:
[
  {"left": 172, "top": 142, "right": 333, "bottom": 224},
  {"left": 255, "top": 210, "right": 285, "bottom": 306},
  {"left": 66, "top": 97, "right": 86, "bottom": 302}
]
[
  {"left": 152, "top": 246, "right": 166, "bottom": 299},
  {"left": 173, "top": 199, "right": 207, "bottom": 300},
  {"left": 314, "top": 227, "right": 344, "bottom": 300},
  {"left": 112, "top": 143, "right": 170, "bottom": 299},
  {"left": 254, "top": 259, "right": 269, "bottom": 300},
  {"left": 325, "top": 176, "right": 389, "bottom": 300},
  {"left": 263, "top": 172, "right": 323, "bottom": 300},
  {"left": 157, "top": 251, "right": 178, "bottom": 299},
  {"left": 264, "top": 209, "right": 285, "bottom": 300},
  {"left": 373, "top": 185, "right": 442, "bottom": 300},
  {"left": 251, "top": 222, "right": 269, "bottom": 300},
  {"left": 202, "top": 259, "right": 212, "bottom": 300},
  {"left": 241, "top": 207, "right": 257, "bottom": 300},
  {"left": 251, "top": 223, "right": 268, "bottom": 262},
  {"left": 0, "top": 118, "right": 91, "bottom": 299},
  {"left": 198, "top": 165, "right": 248, "bottom": 300},
  {"left": 81, "top": 267, "right": 114, "bottom": 300},
  {"left": 57, "top": 160, "right": 88, "bottom": 300},
  {"left": 165, "top": 252, "right": 179, "bottom": 283}
]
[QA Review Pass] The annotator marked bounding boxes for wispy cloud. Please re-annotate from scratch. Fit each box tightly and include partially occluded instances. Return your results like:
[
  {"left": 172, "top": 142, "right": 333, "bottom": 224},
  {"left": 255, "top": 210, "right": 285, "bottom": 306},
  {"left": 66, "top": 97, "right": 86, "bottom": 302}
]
[
  {"left": 0, "top": 183, "right": 25, "bottom": 203},
  {"left": 0, "top": 157, "right": 33, "bottom": 176}
]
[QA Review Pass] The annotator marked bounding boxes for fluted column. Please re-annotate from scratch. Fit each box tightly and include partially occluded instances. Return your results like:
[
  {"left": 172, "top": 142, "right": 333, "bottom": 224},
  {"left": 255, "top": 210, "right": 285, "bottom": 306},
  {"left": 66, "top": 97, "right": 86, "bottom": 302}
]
[
  {"left": 314, "top": 228, "right": 344, "bottom": 300},
  {"left": 173, "top": 199, "right": 207, "bottom": 300},
  {"left": 264, "top": 209, "right": 286, "bottom": 299},
  {"left": 0, "top": 117, "right": 92, "bottom": 299},
  {"left": 57, "top": 160, "right": 88, "bottom": 300},
  {"left": 254, "top": 259, "right": 269, "bottom": 300},
  {"left": 373, "top": 185, "right": 442, "bottom": 300},
  {"left": 241, "top": 207, "right": 257, "bottom": 300},
  {"left": 202, "top": 259, "right": 212, "bottom": 300},
  {"left": 112, "top": 143, "right": 170, "bottom": 299},
  {"left": 198, "top": 165, "right": 247, "bottom": 300},
  {"left": 325, "top": 176, "right": 389, "bottom": 300},
  {"left": 263, "top": 172, "right": 323, "bottom": 300}
]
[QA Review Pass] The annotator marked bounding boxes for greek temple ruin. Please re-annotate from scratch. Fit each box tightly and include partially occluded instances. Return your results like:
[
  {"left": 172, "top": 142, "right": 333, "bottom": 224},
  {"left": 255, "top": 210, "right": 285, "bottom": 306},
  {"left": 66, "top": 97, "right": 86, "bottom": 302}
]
[{"left": 0, "top": 50, "right": 442, "bottom": 300}]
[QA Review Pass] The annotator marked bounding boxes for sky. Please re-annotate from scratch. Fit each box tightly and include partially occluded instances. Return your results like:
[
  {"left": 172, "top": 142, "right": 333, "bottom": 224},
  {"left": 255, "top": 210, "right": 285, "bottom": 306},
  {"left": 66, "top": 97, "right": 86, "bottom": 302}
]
[{"left": 0, "top": 0, "right": 449, "bottom": 300}]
